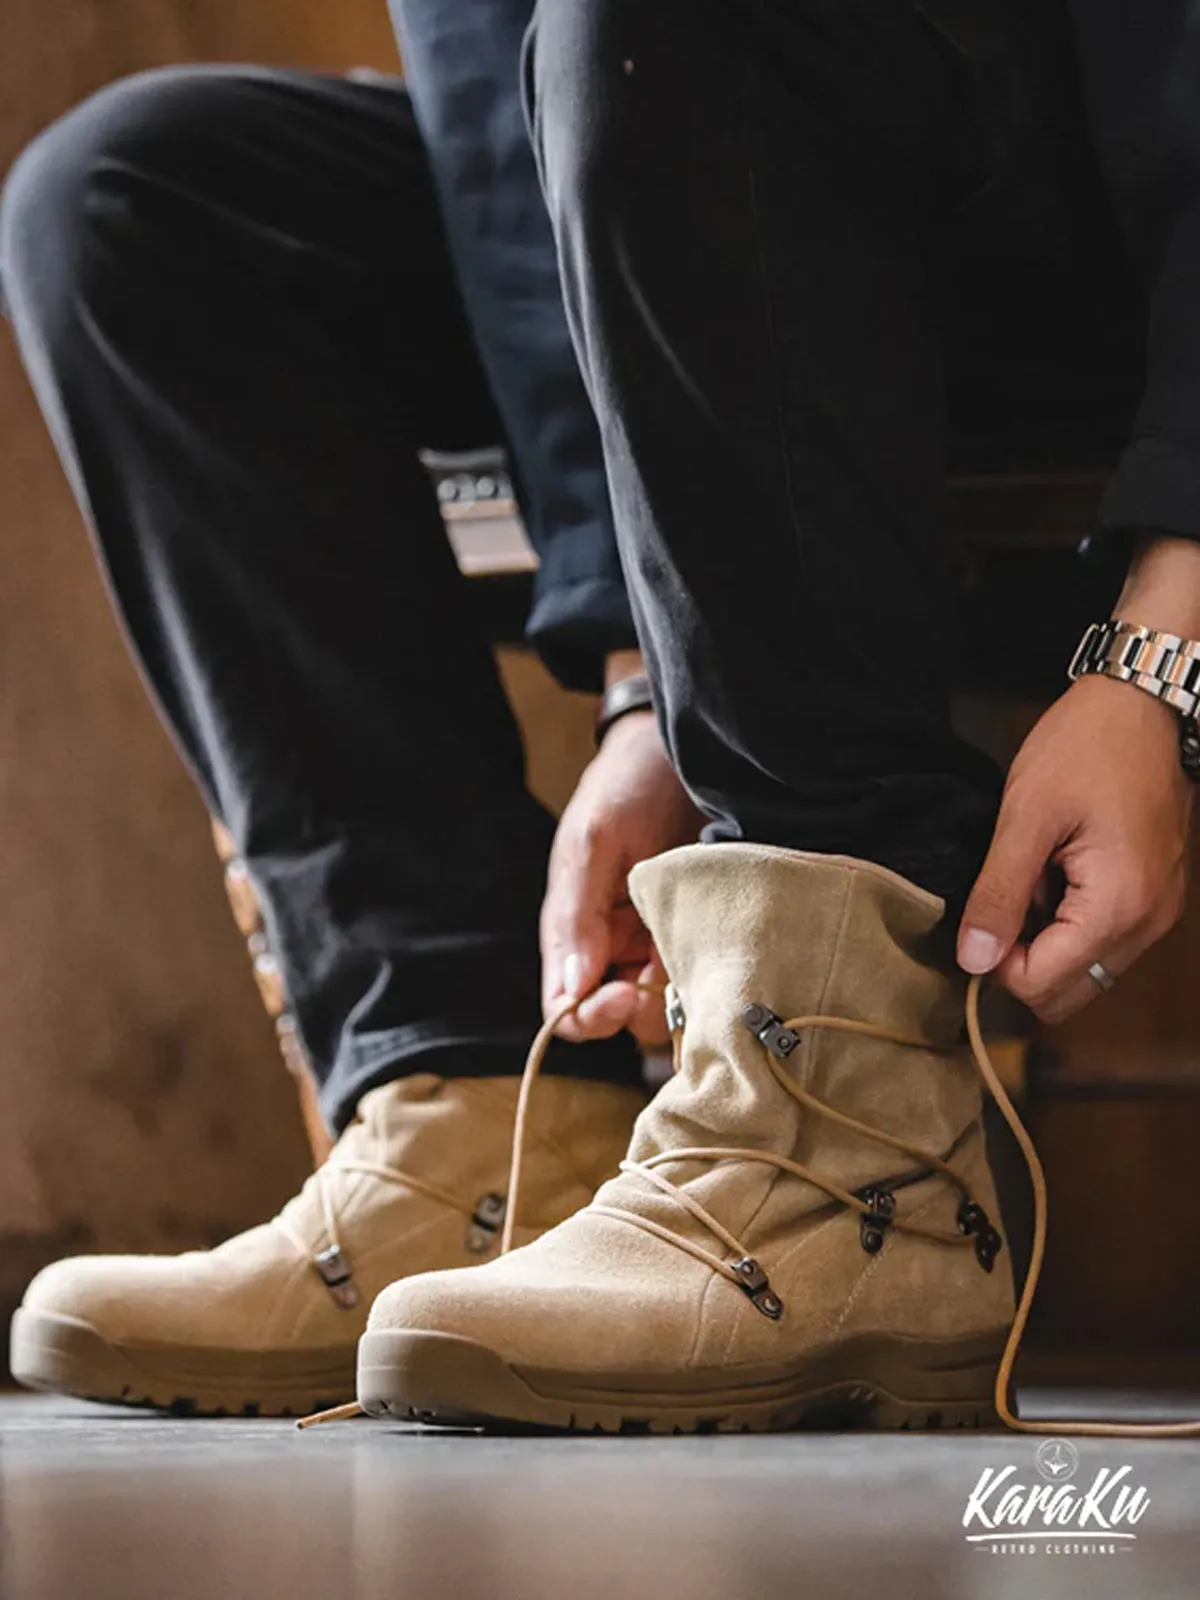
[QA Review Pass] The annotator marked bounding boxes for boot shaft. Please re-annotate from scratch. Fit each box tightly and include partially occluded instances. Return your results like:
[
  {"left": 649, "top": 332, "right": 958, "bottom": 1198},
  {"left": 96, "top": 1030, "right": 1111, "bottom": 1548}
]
[{"left": 626, "top": 845, "right": 984, "bottom": 1200}]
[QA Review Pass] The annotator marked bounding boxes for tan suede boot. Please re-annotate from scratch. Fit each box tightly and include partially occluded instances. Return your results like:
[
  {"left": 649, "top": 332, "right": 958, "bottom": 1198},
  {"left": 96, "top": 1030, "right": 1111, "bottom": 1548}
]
[
  {"left": 359, "top": 845, "right": 1015, "bottom": 1432},
  {"left": 9, "top": 1073, "right": 643, "bottom": 1416}
]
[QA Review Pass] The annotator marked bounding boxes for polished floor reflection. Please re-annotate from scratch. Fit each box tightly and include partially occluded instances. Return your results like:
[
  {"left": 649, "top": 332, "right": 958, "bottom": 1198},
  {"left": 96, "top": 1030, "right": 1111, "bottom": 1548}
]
[{"left": 2, "top": 1389, "right": 1198, "bottom": 1600}]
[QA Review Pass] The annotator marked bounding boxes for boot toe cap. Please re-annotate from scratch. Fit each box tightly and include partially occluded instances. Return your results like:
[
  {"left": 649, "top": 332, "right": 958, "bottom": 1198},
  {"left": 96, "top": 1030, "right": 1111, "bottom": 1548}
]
[
  {"left": 365, "top": 1217, "right": 704, "bottom": 1372},
  {"left": 367, "top": 1266, "right": 475, "bottom": 1339},
  {"left": 19, "top": 1248, "right": 292, "bottom": 1347},
  {"left": 23, "top": 1254, "right": 149, "bottom": 1327}
]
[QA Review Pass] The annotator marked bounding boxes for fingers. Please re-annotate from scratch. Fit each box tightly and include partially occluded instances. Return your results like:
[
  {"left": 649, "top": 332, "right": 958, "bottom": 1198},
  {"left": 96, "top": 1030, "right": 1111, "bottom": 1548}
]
[
  {"left": 958, "top": 785, "right": 1177, "bottom": 1023},
  {"left": 994, "top": 914, "right": 1127, "bottom": 1024},
  {"left": 541, "top": 922, "right": 611, "bottom": 1045},
  {"left": 956, "top": 673, "right": 1192, "bottom": 1022},
  {"left": 1006, "top": 944, "right": 1131, "bottom": 1024},
  {"left": 996, "top": 874, "right": 1181, "bottom": 1023},
  {"left": 958, "top": 794, "right": 1059, "bottom": 977},
  {"left": 626, "top": 952, "right": 669, "bottom": 1048},
  {"left": 540, "top": 811, "right": 629, "bottom": 1041},
  {"left": 540, "top": 830, "right": 615, "bottom": 1005},
  {"left": 563, "top": 968, "right": 670, "bottom": 1046},
  {"left": 541, "top": 810, "right": 667, "bottom": 1042},
  {"left": 563, "top": 979, "right": 638, "bottom": 1041}
]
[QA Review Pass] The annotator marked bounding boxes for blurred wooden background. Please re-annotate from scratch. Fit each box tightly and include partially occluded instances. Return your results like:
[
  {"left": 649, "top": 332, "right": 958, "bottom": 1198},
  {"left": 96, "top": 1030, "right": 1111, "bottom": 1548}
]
[{"left": 0, "top": 0, "right": 400, "bottom": 1350}]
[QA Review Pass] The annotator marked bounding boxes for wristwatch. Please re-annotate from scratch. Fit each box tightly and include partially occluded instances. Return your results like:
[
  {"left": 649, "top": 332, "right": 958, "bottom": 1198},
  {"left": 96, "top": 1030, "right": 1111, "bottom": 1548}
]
[
  {"left": 1068, "top": 618, "right": 1200, "bottom": 778},
  {"left": 595, "top": 672, "right": 654, "bottom": 744}
]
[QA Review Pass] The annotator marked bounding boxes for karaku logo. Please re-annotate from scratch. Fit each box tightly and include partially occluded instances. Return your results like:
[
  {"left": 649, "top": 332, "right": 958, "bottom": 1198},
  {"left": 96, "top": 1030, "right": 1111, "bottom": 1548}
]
[
  {"left": 1035, "top": 1439, "right": 1080, "bottom": 1482},
  {"left": 961, "top": 1439, "right": 1151, "bottom": 1556}
]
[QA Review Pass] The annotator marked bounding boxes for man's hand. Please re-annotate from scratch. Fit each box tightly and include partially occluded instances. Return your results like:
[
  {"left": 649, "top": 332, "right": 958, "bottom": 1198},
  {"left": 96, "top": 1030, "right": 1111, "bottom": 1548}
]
[
  {"left": 957, "top": 675, "right": 1190, "bottom": 1021},
  {"left": 957, "top": 534, "right": 1200, "bottom": 1022},
  {"left": 541, "top": 695, "right": 704, "bottom": 1046}
]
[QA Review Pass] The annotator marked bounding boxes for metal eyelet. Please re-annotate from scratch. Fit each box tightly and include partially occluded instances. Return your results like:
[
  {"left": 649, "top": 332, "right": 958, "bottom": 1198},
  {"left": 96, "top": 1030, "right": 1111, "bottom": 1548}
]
[
  {"left": 741, "top": 1003, "right": 800, "bottom": 1059},
  {"left": 729, "top": 1255, "right": 784, "bottom": 1319},
  {"left": 957, "top": 1199, "right": 1003, "bottom": 1273},
  {"left": 465, "top": 1191, "right": 507, "bottom": 1254},
  {"left": 856, "top": 1186, "right": 896, "bottom": 1255},
  {"left": 313, "top": 1245, "right": 361, "bottom": 1310}
]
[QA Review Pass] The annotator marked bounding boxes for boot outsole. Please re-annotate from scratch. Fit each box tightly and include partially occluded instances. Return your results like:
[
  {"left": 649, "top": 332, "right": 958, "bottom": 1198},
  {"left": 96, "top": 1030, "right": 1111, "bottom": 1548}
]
[
  {"left": 357, "top": 1327, "right": 1007, "bottom": 1434},
  {"left": 9, "top": 1308, "right": 356, "bottom": 1419}
]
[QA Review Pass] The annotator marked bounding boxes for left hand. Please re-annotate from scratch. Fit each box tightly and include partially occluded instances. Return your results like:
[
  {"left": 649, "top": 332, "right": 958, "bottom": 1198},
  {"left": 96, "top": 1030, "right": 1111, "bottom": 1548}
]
[
  {"left": 540, "top": 707, "right": 704, "bottom": 1046},
  {"left": 957, "top": 672, "right": 1192, "bottom": 1022}
]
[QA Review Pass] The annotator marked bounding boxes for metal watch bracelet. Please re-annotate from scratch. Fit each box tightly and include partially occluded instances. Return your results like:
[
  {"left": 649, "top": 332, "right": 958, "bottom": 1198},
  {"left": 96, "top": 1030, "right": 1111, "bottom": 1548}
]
[
  {"left": 1068, "top": 618, "right": 1200, "bottom": 779},
  {"left": 595, "top": 672, "right": 654, "bottom": 744}
]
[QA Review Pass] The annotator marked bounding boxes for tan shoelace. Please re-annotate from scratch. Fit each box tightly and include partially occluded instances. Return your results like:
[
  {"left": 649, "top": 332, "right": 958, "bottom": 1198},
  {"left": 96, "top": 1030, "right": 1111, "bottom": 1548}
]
[
  {"left": 962, "top": 979, "right": 1200, "bottom": 1438},
  {"left": 274, "top": 1155, "right": 479, "bottom": 1272}
]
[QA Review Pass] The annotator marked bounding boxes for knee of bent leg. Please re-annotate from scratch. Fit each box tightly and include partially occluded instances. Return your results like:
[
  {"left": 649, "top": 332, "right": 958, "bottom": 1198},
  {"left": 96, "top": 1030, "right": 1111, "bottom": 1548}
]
[
  {"left": 0, "top": 67, "right": 213, "bottom": 320},
  {"left": 527, "top": 0, "right": 659, "bottom": 239}
]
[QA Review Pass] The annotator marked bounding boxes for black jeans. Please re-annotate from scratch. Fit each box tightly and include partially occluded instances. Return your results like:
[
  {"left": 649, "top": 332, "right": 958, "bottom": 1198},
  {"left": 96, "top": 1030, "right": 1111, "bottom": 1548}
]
[
  {"left": 0, "top": 66, "right": 642, "bottom": 1131},
  {"left": 526, "top": 0, "right": 1140, "bottom": 906}
]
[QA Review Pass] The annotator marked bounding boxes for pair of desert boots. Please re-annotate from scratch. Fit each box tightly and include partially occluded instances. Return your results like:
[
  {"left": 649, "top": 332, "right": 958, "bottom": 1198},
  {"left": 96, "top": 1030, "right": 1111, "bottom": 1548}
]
[{"left": 13, "top": 845, "right": 1013, "bottom": 1432}]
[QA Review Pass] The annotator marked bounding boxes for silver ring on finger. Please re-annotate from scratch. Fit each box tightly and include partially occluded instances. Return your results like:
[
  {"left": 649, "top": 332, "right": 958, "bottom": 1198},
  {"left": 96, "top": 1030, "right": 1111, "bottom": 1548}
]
[{"left": 1087, "top": 961, "right": 1117, "bottom": 994}]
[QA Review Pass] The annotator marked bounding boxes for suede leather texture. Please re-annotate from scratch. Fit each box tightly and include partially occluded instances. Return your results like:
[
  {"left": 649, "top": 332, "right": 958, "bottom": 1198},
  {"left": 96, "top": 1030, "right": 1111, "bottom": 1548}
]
[
  {"left": 21, "top": 1074, "right": 644, "bottom": 1354},
  {"left": 368, "top": 845, "right": 1015, "bottom": 1375}
]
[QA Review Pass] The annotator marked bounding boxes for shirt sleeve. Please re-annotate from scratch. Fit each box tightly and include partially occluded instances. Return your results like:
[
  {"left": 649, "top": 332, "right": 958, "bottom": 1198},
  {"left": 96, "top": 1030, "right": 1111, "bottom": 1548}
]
[
  {"left": 1065, "top": 2, "right": 1200, "bottom": 544},
  {"left": 389, "top": 0, "right": 637, "bottom": 691}
]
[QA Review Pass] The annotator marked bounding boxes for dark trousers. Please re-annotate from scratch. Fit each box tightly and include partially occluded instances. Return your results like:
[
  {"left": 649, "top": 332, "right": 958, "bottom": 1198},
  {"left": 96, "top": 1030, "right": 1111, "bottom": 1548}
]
[
  {"left": 0, "top": 67, "right": 642, "bottom": 1132},
  {"left": 526, "top": 0, "right": 1141, "bottom": 907}
]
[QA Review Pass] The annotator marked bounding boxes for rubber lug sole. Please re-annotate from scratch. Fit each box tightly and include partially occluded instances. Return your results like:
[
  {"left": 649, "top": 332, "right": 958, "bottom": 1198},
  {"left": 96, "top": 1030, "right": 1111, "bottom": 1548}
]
[
  {"left": 357, "top": 1327, "right": 1006, "bottom": 1434},
  {"left": 10, "top": 1308, "right": 356, "bottom": 1419}
]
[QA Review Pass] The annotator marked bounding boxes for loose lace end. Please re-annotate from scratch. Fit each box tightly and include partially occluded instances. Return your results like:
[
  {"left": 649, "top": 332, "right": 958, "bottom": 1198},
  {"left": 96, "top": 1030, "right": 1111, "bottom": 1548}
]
[{"left": 296, "top": 1401, "right": 363, "bottom": 1430}]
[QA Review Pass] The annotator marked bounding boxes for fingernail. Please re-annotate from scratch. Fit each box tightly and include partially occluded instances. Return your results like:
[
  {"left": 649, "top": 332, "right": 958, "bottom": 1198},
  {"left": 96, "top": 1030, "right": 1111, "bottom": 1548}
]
[
  {"left": 562, "top": 952, "right": 583, "bottom": 999},
  {"left": 958, "top": 928, "right": 1004, "bottom": 975}
]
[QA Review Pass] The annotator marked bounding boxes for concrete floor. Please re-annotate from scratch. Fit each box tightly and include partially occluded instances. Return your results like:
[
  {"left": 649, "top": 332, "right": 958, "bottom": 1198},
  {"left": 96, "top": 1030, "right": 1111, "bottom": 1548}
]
[{"left": 1, "top": 1389, "right": 1198, "bottom": 1600}]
